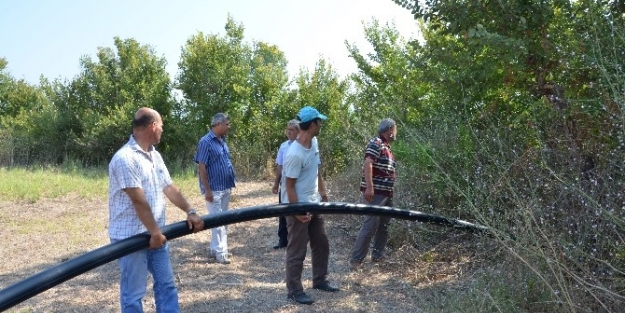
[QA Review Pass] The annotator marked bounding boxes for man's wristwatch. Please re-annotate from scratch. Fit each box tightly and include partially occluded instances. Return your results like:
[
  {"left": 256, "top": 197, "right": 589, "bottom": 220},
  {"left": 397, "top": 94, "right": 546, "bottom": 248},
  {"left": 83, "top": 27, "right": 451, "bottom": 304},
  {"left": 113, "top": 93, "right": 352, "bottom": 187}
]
[{"left": 187, "top": 209, "right": 197, "bottom": 216}]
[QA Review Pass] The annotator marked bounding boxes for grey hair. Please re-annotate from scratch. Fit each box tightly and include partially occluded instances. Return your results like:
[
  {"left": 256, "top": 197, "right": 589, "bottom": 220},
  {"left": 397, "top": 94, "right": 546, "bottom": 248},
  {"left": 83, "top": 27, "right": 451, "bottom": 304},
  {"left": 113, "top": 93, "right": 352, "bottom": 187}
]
[
  {"left": 211, "top": 113, "right": 229, "bottom": 127},
  {"left": 287, "top": 119, "right": 300, "bottom": 128},
  {"left": 378, "top": 118, "right": 396, "bottom": 134}
]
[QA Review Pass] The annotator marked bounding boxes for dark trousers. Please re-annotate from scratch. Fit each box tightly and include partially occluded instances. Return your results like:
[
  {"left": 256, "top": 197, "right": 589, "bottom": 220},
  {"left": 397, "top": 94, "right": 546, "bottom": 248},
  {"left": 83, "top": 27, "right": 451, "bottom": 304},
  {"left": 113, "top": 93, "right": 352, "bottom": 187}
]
[
  {"left": 285, "top": 214, "right": 329, "bottom": 295},
  {"left": 277, "top": 190, "right": 288, "bottom": 245},
  {"left": 278, "top": 216, "right": 288, "bottom": 245},
  {"left": 350, "top": 194, "right": 393, "bottom": 263}
]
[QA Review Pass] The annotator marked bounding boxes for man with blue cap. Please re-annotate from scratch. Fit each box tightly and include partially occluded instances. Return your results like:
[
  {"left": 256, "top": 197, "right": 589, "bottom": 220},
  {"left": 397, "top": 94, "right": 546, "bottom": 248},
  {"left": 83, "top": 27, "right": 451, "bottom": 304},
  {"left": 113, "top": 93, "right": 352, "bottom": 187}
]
[{"left": 281, "top": 106, "right": 340, "bottom": 305}]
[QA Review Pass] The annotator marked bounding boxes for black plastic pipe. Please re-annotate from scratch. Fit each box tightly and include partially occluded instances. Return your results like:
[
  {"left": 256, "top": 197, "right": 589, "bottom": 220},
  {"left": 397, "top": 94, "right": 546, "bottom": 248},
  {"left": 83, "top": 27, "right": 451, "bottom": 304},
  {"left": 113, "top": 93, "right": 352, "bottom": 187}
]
[{"left": 0, "top": 202, "right": 489, "bottom": 311}]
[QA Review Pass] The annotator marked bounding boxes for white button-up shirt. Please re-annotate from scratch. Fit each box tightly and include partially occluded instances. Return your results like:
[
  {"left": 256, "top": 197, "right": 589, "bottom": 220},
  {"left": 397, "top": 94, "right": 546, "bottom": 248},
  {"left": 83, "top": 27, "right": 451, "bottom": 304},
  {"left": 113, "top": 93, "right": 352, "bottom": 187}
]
[{"left": 108, "top": 135, "right": 172, "bottom": 240}]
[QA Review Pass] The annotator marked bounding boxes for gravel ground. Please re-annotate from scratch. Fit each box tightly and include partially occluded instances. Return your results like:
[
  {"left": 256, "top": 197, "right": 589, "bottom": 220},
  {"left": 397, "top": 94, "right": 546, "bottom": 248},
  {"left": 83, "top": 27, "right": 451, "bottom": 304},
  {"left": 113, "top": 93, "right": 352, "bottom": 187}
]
[{"left": 0, "top": 180, "right": 442, "bottom": 313}]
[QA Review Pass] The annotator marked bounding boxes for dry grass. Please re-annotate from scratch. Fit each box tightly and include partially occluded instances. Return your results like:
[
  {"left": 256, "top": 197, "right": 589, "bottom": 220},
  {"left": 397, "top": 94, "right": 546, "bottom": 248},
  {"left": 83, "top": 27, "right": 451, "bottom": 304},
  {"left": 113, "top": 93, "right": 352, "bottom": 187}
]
[{"left": 0, "top": 180, "right": 484, "bottom": 313}]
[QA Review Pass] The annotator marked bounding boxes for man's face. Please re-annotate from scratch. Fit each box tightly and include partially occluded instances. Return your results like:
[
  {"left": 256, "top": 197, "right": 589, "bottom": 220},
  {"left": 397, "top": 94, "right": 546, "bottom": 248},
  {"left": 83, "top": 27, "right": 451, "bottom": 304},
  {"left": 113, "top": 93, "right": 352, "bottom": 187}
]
[
  {"left": 153, "top": 118, "right": 164, "bottom": 144},
  {"left": 313, "top": 119, "right": 323, "bottom": 136},
  {"left": 219, "top": 120, "right": 231, "bottom": 136},
  {"left": 388, "top": 126, "right": 397, "bottom": 142},
  {"left": 286, "top": 125, "right": 299, "bottom": 141}
]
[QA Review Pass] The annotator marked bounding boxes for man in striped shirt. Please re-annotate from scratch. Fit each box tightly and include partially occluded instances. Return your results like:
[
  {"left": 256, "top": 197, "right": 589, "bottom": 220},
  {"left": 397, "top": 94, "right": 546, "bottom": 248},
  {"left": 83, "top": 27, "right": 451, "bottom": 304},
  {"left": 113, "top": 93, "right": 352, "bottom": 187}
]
[
  {"left": 194, "top": 113, "right": 236, "bottom": 264},
  {"left": 350, "top": 118, "right": 398, "bottom": 268}
]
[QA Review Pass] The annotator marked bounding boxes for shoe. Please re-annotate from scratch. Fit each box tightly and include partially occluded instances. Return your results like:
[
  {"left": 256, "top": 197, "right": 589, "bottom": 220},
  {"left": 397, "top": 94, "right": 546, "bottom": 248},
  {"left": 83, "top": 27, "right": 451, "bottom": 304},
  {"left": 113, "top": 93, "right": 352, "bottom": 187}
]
[
  {"left": 216, "top": 255, "right": 231, "bottom": 264},
  {"left": 372, "top": 256, "right": 386, "bottom": 263},
  {"left": 273, "top": 242, "right": 288, "bottom": 249},
  {"left": 210, "top": 250, "right": 232, "bottom": 259},
  {"left": 349, "top": 260, "right": 362, "bottom": 270},
  {"left": 313, "top": 281, "right": 340, "bottom": 292},
  {"left": 288, "top": 291, "right": 314, "bottom": 305}
]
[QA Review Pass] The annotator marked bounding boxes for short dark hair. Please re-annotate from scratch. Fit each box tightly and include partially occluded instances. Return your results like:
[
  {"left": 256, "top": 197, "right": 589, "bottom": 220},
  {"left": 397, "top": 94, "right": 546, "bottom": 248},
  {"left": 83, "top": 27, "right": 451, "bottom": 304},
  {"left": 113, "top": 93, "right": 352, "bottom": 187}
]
[
  {"left": 297, "top": 117, "right": 320, "bottom": 131},
  {"left": 132, "top": 112, "right": 157, "bottom": 128}
]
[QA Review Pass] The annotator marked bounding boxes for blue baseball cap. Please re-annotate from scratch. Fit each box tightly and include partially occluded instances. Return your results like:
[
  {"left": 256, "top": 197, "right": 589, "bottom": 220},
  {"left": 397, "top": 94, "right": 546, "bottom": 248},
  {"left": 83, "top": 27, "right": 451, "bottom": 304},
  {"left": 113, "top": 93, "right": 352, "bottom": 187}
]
[{"left": 297, "top": 106, "right": 328, "bottom": 123}]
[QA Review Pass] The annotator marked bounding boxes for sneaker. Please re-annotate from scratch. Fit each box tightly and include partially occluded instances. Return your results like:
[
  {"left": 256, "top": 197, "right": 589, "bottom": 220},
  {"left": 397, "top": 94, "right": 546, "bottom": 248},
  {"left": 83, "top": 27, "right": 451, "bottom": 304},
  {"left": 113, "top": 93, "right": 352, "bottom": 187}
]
[
  {"left": 288, "top": 291, "right": 314, "bottom": 305},
  {"left": 210, "top": 250, "right": 232, "bottom": 259},
  {"left": 216, "top": 255, "right": 231, "bottom": 264},
  {"left": 312, "top": 281, "right": 340, "bottom": 292}
]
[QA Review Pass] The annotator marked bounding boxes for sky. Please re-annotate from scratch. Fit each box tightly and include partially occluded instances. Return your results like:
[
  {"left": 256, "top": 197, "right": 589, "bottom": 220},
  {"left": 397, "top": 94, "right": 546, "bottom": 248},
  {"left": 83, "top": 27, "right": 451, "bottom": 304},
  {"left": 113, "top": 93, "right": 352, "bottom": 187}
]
[{"left": 0, "top": 0, "right": 419, "bottom": 85}]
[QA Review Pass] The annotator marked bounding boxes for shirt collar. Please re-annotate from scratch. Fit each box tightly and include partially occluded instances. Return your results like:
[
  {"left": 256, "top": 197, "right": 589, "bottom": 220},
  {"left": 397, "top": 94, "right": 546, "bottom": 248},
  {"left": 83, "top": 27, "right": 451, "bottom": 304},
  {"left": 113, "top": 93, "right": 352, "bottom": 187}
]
[
  {"left": 208, "top": 130, "right": 226, "bottom": 141},
  {"left": 378, "top": 135, "right": 390, "bottom": 146},
  {"left": 128, "top": 135, "right": 154, "bottom": 152}
]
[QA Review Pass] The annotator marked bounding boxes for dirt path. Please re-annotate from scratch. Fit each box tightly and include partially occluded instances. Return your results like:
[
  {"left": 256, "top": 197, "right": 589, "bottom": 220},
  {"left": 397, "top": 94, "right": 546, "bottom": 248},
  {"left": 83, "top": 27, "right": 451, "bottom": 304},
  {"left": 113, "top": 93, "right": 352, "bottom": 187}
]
[{"left": 0, "top": 181, "right": 426, "bottom": 313}]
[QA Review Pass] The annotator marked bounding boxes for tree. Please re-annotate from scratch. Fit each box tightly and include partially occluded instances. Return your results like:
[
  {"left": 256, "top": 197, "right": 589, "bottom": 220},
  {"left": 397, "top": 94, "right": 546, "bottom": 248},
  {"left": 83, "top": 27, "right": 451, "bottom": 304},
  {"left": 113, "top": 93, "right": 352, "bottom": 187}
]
[
  {"left": 0, "top": 59, "right": 57, "bottom": 165},
  {"left": 384, "top": 2, "right": 625, "bottom": 310},
  {"left": 177, "top": 16, "right": 295, "bottom": 175},
  {"left": 177, "top": 15, "right": 251, "bottom": 146},
  {"left": 237, "top": 41, "right": 292, "bottom": 174},
  {"left": 0, "top": 59, "right": 42, "bottom": 119},
  {"left": 293, "top": 59, "right": 351, "bottom": 175},
  {"left": 347, "top": 19, "right": 429, "bottom": 128},
  {"left": 68, "top": 37, "right": 175, "bottom": 164},
  {"left": 0, "top": 58, "right": 13, "bottom": 117}
]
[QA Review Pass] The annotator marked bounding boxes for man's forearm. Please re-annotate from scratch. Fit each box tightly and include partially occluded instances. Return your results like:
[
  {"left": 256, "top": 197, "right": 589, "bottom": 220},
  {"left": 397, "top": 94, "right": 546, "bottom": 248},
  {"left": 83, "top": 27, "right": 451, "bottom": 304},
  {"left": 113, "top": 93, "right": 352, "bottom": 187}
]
[
  {"left": 125, "top": 189, "right": 161, "bottom": 235},
  {"left": 317, "top": 172, "right": 327, "bottom": 196},
  {"left": 135, "top": 204, "right": 161, "bottom": 235},
  {"left": 286, "top": 188, "right": 298, "bottom": 203},
  {"left": 364, "top": 161, "right": 374, "bottom": 189},
  {"left": 285, "top": 178, "right": 298, "bottom": 203},
  {"left": 163, "top": 184, "right": 191, "bottom": 212},
  {"left": 273, "top": 165, "right": 283, "bottom": 187},
  {"left": 198, "top": 163, "right": 211, "bottom": 193},
  {"left": 131, "top": 199, "right": 161, "bottom": 235}
]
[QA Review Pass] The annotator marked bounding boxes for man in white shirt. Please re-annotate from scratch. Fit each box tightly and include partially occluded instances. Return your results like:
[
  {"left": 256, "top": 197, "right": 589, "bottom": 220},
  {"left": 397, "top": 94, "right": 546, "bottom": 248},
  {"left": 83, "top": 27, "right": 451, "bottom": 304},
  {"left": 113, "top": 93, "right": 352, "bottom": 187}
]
[
  {"left": 282, "top": 106, "right": 339, "bottom": 305},
  {"left": 271, "top": 119, "right": 300, "bottom": 249},
  {"left": 109, "top": 107, "right": 204, "bottom": 312}
]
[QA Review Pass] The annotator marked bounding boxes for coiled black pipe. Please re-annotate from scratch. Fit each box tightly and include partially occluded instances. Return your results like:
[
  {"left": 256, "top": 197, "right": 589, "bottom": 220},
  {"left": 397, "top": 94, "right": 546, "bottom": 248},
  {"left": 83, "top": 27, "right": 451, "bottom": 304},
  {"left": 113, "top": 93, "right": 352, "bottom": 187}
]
[{"left": 0, "top": 202, "right": 490, "bottom": 311}]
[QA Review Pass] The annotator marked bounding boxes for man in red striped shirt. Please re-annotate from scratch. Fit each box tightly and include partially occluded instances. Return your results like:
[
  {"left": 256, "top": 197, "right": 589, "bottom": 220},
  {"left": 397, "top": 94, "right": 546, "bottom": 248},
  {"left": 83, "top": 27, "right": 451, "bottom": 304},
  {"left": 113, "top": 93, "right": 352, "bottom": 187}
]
[{"left": 350, "top": 118, "right": 398, "bottom": 268}]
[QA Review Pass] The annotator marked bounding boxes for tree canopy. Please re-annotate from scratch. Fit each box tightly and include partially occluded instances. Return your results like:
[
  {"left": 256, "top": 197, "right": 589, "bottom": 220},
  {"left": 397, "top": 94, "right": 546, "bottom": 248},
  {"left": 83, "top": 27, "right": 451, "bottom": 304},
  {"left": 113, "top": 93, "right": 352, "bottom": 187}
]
[{"left": 1, "top": 5, "right": 625, "bottom": 310}]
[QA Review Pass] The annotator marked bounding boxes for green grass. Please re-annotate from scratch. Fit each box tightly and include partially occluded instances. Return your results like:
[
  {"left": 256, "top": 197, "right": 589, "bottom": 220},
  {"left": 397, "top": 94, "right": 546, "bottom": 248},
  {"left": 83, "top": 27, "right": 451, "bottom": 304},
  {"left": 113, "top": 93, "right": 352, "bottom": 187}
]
[{"left": 0, "top": 166, "right": 198, "bottom": 202}]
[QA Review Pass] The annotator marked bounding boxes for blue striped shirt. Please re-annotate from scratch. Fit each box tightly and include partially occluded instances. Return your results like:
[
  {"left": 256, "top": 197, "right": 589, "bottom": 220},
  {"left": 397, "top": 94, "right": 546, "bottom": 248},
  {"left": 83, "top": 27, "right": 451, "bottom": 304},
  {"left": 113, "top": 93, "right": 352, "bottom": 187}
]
[{"left": 194, "top": 130, "right": 236, "bottom": 193}]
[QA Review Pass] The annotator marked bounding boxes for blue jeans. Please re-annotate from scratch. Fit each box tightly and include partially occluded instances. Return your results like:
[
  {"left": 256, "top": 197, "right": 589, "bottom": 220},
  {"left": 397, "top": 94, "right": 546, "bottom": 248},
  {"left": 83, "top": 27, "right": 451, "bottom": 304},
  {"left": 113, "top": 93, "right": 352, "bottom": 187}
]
[{"left": 113, "top": 240, "right": 180, "bottom": 313}]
